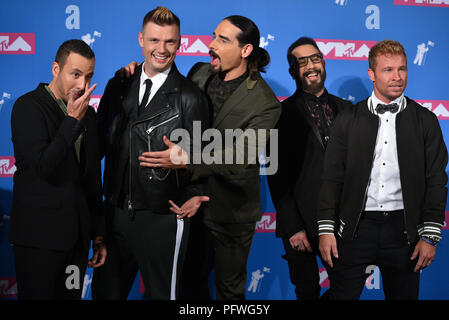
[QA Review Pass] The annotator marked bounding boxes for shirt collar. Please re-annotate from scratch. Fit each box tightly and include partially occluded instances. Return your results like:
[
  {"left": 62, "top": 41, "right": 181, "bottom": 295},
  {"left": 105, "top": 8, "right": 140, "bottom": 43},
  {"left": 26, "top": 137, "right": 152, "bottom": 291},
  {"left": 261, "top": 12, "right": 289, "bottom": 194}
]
[
  {"left": 369, "top": 91, "right": 406, "bottom": 116},
  {"left": 140, "top": 62, "right": 171, "bottom": 88},
  {"left": 302, "top": 88, "right": 329, "bottom": 105}
]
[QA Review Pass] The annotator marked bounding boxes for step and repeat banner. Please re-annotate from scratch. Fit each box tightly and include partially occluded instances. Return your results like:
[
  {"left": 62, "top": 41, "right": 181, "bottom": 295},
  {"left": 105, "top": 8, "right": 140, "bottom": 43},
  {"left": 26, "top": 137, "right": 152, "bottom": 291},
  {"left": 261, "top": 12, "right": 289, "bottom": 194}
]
[{"left": 1, "top": 0, "right": 449, "bottom": 300}]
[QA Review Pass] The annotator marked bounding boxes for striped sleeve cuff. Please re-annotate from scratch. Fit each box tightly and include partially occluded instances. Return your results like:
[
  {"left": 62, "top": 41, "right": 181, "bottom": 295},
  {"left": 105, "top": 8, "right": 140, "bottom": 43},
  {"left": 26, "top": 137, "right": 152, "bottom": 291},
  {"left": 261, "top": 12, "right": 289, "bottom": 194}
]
[
  {"left": 418, "top": 222, "right": 443, "bottom": 241},
  {"left": 318, "top": 220, "right": 335, "bottom": 236}
]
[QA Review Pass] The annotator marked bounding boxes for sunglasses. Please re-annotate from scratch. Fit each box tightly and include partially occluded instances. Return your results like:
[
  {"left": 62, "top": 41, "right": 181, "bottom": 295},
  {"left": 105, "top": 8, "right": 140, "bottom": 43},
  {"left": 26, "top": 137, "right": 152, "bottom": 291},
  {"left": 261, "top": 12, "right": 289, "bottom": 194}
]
[{"left": 296, "top": 53, "right": 323, "bottom": 67}]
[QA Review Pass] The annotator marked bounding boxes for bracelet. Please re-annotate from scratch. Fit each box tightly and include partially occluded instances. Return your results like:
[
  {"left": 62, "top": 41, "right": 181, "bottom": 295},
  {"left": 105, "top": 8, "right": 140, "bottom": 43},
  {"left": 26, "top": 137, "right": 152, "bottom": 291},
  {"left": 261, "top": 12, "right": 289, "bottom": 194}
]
[{"left": 421, "top": 236, "right": 437, "bottom": 247}]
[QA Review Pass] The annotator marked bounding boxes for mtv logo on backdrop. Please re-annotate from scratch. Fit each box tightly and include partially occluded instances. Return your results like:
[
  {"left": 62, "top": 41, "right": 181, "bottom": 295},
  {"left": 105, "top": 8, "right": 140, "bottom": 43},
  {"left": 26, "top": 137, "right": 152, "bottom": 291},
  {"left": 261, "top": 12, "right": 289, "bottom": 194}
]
[
  {"left": 414, "top": 41, "right": 434, "bottom": 66},
  {"left": 247, "top": 267, "right": 270, "bottom": 293},
  {"left": 394, "top": 0, "right": 449, "bottom": 7},
  {"left": 315, "top": 39, "right": 377, "bottom": 60},
  {"left": 0, "top": 156, "right": 16, "bottom": 177},
  {"left": 0, "top": 33, "right": 35, "bottom": 54},
  {"left": 416, "top": 100, "right": 449, "bottom": 120},
  {"left": 89, "top": 95, "right": 102, "bottom": 112},
  {"left": 82, "top": 31, "right": 102, "bottom": 47},
  {"left": 178, "top": 36, "right": 212, "bottom": 56},
  {"left": 0, "top": 277, "right": 18, "bottom": 298},
  {"left": 335, "top": 0, "right": 348, "bottom": 5},
  {"left": 260, "top": 34, "right": 274, "bottom": 49},
  {"left": 255, "top": 212, "right": 276, "bottom": 233}
]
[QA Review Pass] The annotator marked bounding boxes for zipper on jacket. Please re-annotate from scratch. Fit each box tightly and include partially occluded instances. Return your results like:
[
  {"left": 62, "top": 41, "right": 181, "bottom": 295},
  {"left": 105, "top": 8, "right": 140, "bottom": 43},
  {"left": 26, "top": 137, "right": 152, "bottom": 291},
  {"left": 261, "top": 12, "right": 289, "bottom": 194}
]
[
  {"left": 127, "top": 108, "right": 171, "bottom": 218},
  {"left": 147, "top": 114, "right": 179, "bottom": 181}
]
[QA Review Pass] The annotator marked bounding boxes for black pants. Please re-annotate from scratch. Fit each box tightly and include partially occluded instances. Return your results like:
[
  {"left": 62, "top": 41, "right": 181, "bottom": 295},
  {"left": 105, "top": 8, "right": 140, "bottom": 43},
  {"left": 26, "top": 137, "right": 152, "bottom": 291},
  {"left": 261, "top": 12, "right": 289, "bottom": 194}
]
[
  {"left": 178, "top": 211, "right": 214, "bottom": 300},
  {"left": 282, "top": 236, "right": 332, "bottom": 300},
  {"left": 330, "top": 211, "right": 420, "bottom": 300},
  {"left": 92, "top": 206, "right": 189, "bottom": 300},
  {"left": 203, "top": 219, "right": 256, "bottom": 300},
  {"left": 13, "top": 241, "right": 87, "bottom": 300}
]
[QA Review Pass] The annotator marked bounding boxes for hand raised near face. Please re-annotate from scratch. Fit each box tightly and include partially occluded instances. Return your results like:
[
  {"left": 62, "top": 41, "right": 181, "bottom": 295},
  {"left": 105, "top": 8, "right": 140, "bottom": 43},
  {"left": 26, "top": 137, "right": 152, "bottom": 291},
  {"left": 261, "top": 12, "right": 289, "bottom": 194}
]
[{"left": 66, "top": 83, "right": 97, "bottom": 120}]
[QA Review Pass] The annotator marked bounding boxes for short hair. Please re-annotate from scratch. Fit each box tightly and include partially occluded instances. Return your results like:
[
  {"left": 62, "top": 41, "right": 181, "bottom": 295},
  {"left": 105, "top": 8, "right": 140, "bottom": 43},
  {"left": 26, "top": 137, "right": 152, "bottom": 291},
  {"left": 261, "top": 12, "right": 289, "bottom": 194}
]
[
  {"left": 286, "top": 37, "right": 320, "bottom": 70},
  {"left": 142, "top": 6, "right": 180, "bottom": 31},
  {"left": 224, "top": 15, "right": 270, "bottom": 80},
  {"left": 369, "top": 40, "right": 406, "bottom": 69},
  {"left": 55, "top": 39, "right": 95, "bottom": 69}
]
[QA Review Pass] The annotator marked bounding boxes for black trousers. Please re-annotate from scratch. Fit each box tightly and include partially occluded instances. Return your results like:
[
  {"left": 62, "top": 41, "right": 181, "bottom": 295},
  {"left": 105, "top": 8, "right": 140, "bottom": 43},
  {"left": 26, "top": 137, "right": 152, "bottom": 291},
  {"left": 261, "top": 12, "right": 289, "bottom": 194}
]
[
  {"left": 203, "top": 219, "right": 256, "bottom": 300},
  {"left": 330, "top": 211, "right": 420, "bottom": 300},
  {"left": 178, "top": 211, "right": 214, "bottom": 300},
  {"left": 13, "top": 241, "right": 87, "bottom": 300},
  {"left": 282, "top": 236, "right": 332, "bottom": 300},
  {"left": 92, "top": 205, "right": 189, "bottom": 300}
]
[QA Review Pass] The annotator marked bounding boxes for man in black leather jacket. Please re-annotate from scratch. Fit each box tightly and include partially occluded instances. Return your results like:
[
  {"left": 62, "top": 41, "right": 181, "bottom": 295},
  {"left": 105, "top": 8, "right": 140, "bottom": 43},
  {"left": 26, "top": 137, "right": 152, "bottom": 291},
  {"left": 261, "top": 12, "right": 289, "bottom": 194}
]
[{"left": 91, "top": 7, "right": 209, "bottom": 300}]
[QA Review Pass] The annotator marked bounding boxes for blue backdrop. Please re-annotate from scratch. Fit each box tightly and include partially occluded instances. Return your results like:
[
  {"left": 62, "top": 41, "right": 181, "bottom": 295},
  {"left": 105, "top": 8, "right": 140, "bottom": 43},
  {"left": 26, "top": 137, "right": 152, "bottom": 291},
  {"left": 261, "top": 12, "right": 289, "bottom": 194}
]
[{"left": 1, "top": 0, "right": 449, "bottom": 300}]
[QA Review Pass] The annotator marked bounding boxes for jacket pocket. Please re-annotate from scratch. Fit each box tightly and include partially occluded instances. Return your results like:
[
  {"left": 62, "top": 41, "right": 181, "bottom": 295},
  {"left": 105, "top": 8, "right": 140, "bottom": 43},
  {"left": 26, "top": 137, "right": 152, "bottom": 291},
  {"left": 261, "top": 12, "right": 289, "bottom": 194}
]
[{"left": 146, "top": 114, "right": 180, "bottom": 181}]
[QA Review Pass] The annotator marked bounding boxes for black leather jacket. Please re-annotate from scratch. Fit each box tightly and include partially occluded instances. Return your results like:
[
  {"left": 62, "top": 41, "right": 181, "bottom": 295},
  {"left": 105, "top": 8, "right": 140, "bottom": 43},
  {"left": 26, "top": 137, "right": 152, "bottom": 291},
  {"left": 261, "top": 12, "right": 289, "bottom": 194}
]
[{"left": 98, "top": 64, "right": 210, "bottom": 214}]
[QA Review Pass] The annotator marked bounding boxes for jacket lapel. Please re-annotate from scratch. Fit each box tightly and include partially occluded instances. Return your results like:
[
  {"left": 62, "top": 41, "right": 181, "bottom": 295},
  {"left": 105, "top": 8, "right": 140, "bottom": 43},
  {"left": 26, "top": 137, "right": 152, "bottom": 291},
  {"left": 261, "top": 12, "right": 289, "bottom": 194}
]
[
  {"left": 122, "top": 67, "right": 141, "bottom": 121},
  {"left": 294, "top": 91, "right": 325, "bottom": 149}
]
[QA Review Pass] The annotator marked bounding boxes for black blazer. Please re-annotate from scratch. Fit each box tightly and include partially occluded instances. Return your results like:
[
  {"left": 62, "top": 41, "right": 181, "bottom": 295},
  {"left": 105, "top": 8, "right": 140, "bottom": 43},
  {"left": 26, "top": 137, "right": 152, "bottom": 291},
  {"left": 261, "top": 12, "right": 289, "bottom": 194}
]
[
  {"left": 267, "top": 89, "right": 352, "bottom": 239},
  {"left": 9, "top": 83, "right": 103, "bottom": 251}
]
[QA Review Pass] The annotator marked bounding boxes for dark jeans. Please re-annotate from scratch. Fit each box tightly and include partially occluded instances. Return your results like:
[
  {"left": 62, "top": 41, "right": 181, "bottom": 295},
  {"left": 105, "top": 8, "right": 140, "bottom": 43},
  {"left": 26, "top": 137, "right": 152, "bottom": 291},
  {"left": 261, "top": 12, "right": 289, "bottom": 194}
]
[
  {"left": 13, "top": 241, "right": 87, "bottom": 300},
  {"left": 330, "top": 211, "right": 420, "bottom": 300},
  {"left": 282, "top": 236, "right": 332, "bottom": 300}
]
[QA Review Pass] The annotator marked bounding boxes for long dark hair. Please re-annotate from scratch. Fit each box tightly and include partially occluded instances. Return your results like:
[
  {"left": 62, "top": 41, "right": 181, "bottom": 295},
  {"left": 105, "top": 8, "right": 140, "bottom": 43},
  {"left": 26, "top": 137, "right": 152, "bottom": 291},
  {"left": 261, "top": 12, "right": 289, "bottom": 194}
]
[{"left": 224, "top": 15, "right": 270, "bottom": 80}]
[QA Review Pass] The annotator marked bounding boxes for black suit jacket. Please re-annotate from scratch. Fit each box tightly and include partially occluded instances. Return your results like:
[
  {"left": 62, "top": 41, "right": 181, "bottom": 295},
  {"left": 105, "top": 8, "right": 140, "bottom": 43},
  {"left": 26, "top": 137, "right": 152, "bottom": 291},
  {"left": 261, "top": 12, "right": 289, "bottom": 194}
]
[
  {"left": 267, "top": 89, "right": 352, "bottom": 239},
  {"left": 9, "top": 83, "right": 103, "bottom": 251}
]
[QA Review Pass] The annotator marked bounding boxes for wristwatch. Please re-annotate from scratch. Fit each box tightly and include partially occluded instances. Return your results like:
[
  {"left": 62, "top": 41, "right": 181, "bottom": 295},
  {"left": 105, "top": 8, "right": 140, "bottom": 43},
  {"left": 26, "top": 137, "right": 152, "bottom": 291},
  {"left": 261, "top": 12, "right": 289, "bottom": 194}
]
[{"left": 421, "top": 235, "right": 439, "bottom": 246}]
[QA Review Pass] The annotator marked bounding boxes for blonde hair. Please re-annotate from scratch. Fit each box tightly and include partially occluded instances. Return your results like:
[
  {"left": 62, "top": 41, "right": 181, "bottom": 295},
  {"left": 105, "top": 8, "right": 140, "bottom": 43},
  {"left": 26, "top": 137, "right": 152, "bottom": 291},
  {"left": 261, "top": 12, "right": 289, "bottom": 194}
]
[
  {"left": 142, "top": 6, "right": 180, "bottom": 31},
  {"left": 368, "top": 40, "right": 406, "bottom": 69}
]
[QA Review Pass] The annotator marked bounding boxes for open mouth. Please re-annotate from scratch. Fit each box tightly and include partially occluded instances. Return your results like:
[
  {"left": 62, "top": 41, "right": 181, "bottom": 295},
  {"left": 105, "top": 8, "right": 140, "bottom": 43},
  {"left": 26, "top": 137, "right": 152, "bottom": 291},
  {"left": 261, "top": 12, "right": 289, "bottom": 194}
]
[
  {"left": 209, "top": 50, "right": 220, "bottom": 66},
  {"left": 153, "top": 53, "right": 169, "bottom": 63},
  {"left": 304, "top": 70, "right": 320, "bottom": 81}
]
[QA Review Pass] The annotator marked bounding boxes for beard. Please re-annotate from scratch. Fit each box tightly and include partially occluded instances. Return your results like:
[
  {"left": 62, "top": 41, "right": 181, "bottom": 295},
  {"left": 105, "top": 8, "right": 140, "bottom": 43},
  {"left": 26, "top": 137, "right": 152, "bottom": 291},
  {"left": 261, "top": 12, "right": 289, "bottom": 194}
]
[{"left": 299, "top": 68, "right": 327, "bottom": 95}]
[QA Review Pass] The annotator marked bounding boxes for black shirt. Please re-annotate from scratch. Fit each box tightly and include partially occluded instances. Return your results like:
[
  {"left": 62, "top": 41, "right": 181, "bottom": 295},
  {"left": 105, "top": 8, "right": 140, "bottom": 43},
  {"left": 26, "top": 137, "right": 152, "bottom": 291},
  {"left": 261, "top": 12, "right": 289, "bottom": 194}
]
[
  {"left": 303, "top": 89, "right": 336, "bottom": 147},
  {"left": 206, "top": 71, "right": 249, "bottom": 118}
]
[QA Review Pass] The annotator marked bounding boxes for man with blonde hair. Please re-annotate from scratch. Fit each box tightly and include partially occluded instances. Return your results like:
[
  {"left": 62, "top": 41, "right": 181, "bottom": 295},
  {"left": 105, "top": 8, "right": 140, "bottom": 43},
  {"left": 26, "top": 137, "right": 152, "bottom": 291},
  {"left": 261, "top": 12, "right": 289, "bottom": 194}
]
[
  {"left": 318, "top": 40, "right": 448, "bottom": 299},
  {"left": 92, "top": 6, "right": 209, "bottom": 299}
]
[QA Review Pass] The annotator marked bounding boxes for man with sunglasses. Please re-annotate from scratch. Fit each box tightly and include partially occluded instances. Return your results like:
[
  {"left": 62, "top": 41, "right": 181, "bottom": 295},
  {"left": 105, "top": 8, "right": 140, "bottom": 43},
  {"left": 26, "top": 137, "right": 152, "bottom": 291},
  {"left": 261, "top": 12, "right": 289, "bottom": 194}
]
[{"left": 267, "top": 37, "right": 352, "bottom": 300}]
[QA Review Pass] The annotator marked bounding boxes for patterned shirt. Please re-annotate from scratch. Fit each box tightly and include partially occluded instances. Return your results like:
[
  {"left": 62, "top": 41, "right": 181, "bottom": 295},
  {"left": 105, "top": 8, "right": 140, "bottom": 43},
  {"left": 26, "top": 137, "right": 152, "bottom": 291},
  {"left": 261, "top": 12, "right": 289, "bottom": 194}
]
[
  {"left": 303, "top": 90, "right": 335, "bottom": 147},
  {"left": 206, "top": 71, "right": 249, "bottom": 118}
]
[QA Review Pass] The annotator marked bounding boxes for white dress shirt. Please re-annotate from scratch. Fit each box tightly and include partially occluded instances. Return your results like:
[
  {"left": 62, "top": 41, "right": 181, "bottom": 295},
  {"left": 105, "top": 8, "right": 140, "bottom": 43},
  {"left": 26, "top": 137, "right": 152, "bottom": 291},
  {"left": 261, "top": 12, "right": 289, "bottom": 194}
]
[
  {"left": 139, "top": 63, "right": 171, "bottom": 108},
  {"left": 364, "top": 92, "right": 407, "bottom": 211}
]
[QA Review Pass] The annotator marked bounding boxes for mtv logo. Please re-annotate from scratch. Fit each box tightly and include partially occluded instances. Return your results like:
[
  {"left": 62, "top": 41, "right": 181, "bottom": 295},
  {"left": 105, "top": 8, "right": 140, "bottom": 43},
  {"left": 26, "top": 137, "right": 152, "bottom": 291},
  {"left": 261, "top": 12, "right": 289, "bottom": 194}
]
[
  {"left": 89, "top": 95, "right": 102, "bottom": 112},
  {"left": 0, "top": 156, "right": 16, "bottom": 177},
  {"left": 0, "top": 33, "right": 35, "bottom": 55},
  {"left": 416, "top": 100, "right": 449, "bottom": 120},
  {"left": 177, "top": 35, "right": 212, "bottom": 56},
  {"left": 255, "top": 212, "right": 276, "bottom": 233},
  {"left": 0, "top": 277, "right": 18, "bottom": 298},
  {"left": 315, "top": 39, "right": 377, "bottom": 60}
]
